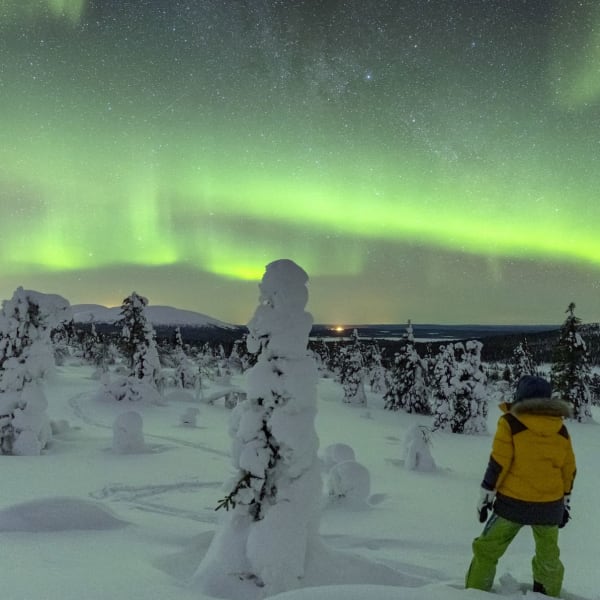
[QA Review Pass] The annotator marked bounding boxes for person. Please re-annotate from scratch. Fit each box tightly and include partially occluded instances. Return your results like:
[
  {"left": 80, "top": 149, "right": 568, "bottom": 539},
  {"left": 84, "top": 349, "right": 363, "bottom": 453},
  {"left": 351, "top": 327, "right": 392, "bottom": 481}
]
[{"left": 465, "top": 375, "right": 576, "bottom": 597}]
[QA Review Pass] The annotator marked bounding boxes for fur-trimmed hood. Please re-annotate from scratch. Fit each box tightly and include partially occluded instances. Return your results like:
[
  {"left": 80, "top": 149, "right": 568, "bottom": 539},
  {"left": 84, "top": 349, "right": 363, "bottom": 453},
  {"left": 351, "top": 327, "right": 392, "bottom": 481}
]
[{"left": 500, "top": 397, "right": 572, "bottom": 419}]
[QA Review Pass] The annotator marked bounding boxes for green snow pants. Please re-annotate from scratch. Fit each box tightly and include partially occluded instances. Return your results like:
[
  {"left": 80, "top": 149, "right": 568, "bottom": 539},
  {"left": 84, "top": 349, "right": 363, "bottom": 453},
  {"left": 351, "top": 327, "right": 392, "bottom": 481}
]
[{"left": 465, "top": 513, "right": 564, "bottom": 597}]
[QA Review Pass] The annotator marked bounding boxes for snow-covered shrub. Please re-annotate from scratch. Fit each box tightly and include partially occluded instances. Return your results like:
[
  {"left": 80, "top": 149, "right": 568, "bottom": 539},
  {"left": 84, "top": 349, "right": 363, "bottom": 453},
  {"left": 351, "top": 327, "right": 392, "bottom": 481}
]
[
  {"left": 403, "top": 425, "right": 436, "bottom": 472},
  {"left": 194, "top": 259, "right": 321, "bottom": 598},
  {"left": 112, "top": 411, "right": 145, "bottom": 454},
  {"left": 50, "top": 419, "right": 72, "bottom": 436},
  {"left": 321, "top": 443, "right": 356, "bottom": 472},
  {"left": 224, "top": 390, "right": 244, "bottom": 409},
  {"left": 326, "top": 460, "right": 371, "bottom": 507},
  {"left": 180, "top": 407, "right": 200, "bottom": 427}
]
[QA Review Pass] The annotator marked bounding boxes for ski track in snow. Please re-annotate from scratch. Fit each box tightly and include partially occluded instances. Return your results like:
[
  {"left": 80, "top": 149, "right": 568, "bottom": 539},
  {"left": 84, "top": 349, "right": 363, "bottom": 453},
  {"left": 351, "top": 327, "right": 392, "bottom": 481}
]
[
  {"left": 68, "top": 392, "right": 227, "bottom": 524},
  {"left": 67, "top": 392, "right": 229, "bottom": 457},
  {"left": 90, "top": 480, "right": 221, "bottom": 524}
]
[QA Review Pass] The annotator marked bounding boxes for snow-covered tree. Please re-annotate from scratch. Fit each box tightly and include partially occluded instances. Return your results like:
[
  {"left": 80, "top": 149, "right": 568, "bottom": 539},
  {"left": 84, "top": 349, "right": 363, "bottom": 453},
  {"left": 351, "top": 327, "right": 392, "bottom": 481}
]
[
  {"left": 0, "top": 288, "right": 70, "bottom": 455},
  {"left": 384, "top": 321, "right": 429, "bottom": 414},
  {"left": 311, "top": 338, "right": 331, "bottom": 377},
  {"left": 116, "top": 292, "right": 160, "bottom": 386},
  {"left": 339, "top": 330, "right": 367, "bottom": 406},
  {"left": 511, "top": 338, "right": 536, "bottom": 383},
  {"left": 551, "top": 302, "right": 592, "bottom": 422},
  {"left": 590, "top": 373, "right": 600, "bottom": 407},
  {"left": 0, "top": 288, "right": 70, "bottom": 391},
  {"left": 194, "top": 259, "right": 321, "bottom": 598},
  {"left": 228, "top": 339, "right": 245, "bottom": 375},
  {"left": 430, "top": 344, "right": 458, "bottom": 432},
  {"left": 431, "top": 341, "right": 487, "bottom": 434},
  {"left": 449, "top": 341, "right": 488, "bottom": 434},
  {"left": 328, "top": 340, "right": 343, "bottom": 381},
  {"left": 173, "top": 327, "right": 199, "bottom": 390},
  {"left": 81, "top": 322, "right": 100, "bottom": 363},
  {"left": 365, "top": 341, "right": 387, "bottom": 394}
]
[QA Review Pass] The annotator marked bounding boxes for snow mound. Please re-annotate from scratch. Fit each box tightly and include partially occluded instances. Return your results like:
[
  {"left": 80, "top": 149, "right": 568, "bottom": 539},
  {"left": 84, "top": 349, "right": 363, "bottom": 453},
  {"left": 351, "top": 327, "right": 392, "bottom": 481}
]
[
  {"left": 0, "top": 497, "right": 128, "bottom": 532},
  {"left": 326, "top": 460, "right": 370, "bottom": 507},
  {"left": 266, "top": 584, "right": 421, "bottom": 600},
  {"left": 321, "top": 443, "right": 356, "bottom": 471},
  {"left": 112, "top": 411, "right": 145, "bottom": 454},
  {"left": 266, "top": 583, "right": 480, "bottom": 600}
]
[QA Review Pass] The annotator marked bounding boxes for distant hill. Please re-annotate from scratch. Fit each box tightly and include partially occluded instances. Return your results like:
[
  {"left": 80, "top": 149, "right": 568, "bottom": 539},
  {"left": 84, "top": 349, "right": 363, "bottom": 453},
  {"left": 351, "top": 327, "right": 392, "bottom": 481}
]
[
  {"left": 71, "top": 303, "right": 244, "bottom": 346},
  {"left": 72, "top": 303, "right": 236, "bottom": 329}
]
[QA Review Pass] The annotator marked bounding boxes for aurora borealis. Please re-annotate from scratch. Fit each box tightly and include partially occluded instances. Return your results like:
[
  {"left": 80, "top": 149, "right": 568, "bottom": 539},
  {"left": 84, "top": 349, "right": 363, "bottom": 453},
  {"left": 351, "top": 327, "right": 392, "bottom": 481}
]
[{"left": 1, "top": 1, "right": 599, "bottom": 325}]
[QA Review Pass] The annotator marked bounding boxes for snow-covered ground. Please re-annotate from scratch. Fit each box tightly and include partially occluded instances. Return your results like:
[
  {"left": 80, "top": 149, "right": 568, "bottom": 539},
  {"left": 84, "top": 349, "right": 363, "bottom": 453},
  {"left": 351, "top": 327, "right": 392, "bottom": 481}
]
[{"left": 2, "top": 364, "right": 598, "bottom": 600}]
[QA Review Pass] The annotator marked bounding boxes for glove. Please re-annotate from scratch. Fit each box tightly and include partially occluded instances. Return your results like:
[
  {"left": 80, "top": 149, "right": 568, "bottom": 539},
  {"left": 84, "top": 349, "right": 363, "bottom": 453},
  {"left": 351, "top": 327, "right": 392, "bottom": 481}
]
[
  {"left": 477, "top": 487, "right": 496, "bottom": 523},
  {"left": 559, "top": 494, "right": 571, "bottom": 528}
]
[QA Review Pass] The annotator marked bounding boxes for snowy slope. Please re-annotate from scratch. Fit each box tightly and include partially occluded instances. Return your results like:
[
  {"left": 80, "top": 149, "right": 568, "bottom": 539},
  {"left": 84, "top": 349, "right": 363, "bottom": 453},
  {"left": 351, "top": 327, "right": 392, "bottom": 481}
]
[
  {"left": 72, "top": 303, "right": 236, "bottom": 329},
  {"left": 0, "top": 364, "right": 597, "bottom": 600}
]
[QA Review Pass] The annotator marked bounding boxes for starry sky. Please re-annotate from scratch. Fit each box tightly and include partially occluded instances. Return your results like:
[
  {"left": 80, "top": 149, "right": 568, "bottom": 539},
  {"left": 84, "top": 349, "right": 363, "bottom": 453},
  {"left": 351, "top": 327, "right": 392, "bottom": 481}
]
[{"left": 1, "top": 0, "right": 599, "bottom": 325}]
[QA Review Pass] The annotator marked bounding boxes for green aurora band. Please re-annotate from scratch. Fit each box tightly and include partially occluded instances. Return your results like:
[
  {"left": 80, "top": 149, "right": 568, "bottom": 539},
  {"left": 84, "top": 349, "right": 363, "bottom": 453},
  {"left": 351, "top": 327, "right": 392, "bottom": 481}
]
[{"left": 1, "top": 1, "right": 599, "bottom": 322}]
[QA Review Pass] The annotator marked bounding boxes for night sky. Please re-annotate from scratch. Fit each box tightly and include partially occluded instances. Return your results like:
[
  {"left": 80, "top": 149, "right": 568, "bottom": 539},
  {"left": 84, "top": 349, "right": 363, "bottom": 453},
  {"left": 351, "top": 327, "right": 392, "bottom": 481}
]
[{"left": 1, "top": 0, "right": 599, "bottom": 325}]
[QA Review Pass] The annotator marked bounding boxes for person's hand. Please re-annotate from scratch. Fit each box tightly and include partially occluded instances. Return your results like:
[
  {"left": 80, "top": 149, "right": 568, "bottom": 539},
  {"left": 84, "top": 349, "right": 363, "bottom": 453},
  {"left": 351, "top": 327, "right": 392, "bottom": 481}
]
[
  {"left": 477, "top": 487, "right": 496, "bottom": 523},
  {"left": 559, "top": 494, "right": 571, "bottom": 528}
]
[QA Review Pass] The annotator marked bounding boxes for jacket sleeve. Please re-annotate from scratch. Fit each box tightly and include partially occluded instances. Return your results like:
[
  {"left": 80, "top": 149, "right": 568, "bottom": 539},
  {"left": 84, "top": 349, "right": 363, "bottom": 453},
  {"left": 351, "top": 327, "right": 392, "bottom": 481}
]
[
  {"left": 562, "top": 429, "right": 576, "bottom": 495},
  {"left": 481, "top": 416, "right": 514, "bottom": 491}
]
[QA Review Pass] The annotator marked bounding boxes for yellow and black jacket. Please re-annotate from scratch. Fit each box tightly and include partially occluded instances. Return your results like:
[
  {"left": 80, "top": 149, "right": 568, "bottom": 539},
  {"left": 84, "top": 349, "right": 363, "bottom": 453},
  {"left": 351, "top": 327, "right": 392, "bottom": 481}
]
[{"left": 482, "top": 397, "right": 576, "bottom": 525}]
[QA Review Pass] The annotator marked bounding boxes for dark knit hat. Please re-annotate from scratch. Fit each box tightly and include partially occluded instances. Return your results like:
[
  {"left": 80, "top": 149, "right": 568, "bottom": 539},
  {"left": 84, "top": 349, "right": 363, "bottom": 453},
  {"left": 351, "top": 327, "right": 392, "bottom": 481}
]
[{"left": 514, "top": 375, "right": 552, "bottom": 403}]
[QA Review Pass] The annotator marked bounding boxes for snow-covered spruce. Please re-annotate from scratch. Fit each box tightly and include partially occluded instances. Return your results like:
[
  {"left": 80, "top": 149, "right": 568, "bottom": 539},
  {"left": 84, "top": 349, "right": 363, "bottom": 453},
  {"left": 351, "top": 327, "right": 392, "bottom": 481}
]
[
  {"left": 384, "top": 321, "right": 428, "bottom": 414},
  {"left": 449, "top": 341, "right": 488, "bottom": 434},
  {"left": 194, "top": 259, "right": 321, "bottom": 599},
  {"left": 430, "top": 344, "right": 457, "bottom": 432},
  {"left": 431, "top": 341, "right": 488, "bottom": 435},
  {"left": 365, "top": 341, "right": 387, "bottom": 394},
  {"left": 116, "top": 292, "right": 161, "bottom": 386},
  {"left": 510, "top": 338, "right": 536, "bottom": 384},
  {"left": 0, "top": 288, "right": 70, "bottom": 455},
  {"left": 173, "top": 327, "right": 200, "bottom": 390},
  {"left": 339, "top": 330, "right": 367, "bottom": 406},
  {"left": 551, "top": 302, "right": 593, "bottom": 422}
]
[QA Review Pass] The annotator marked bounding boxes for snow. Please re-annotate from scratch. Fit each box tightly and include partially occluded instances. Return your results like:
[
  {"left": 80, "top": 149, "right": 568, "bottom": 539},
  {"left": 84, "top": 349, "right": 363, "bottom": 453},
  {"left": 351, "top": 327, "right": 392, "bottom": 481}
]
[{"left": 0, "top": 363, "right": 598, "bottom": 600}]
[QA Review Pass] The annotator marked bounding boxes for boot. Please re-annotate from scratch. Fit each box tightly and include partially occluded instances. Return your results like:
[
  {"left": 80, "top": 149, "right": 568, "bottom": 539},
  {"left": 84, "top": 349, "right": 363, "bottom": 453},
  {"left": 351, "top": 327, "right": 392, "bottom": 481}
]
[{"left": 533, "top": 581, "right": 547, "bottom": 595}]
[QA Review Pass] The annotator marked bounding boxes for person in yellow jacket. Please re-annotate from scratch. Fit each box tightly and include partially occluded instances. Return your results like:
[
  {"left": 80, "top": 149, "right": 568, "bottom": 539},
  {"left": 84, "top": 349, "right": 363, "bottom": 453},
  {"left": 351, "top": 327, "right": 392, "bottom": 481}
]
[{"left": 465, "top": 375, "right": 576, "bottom": 597}]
